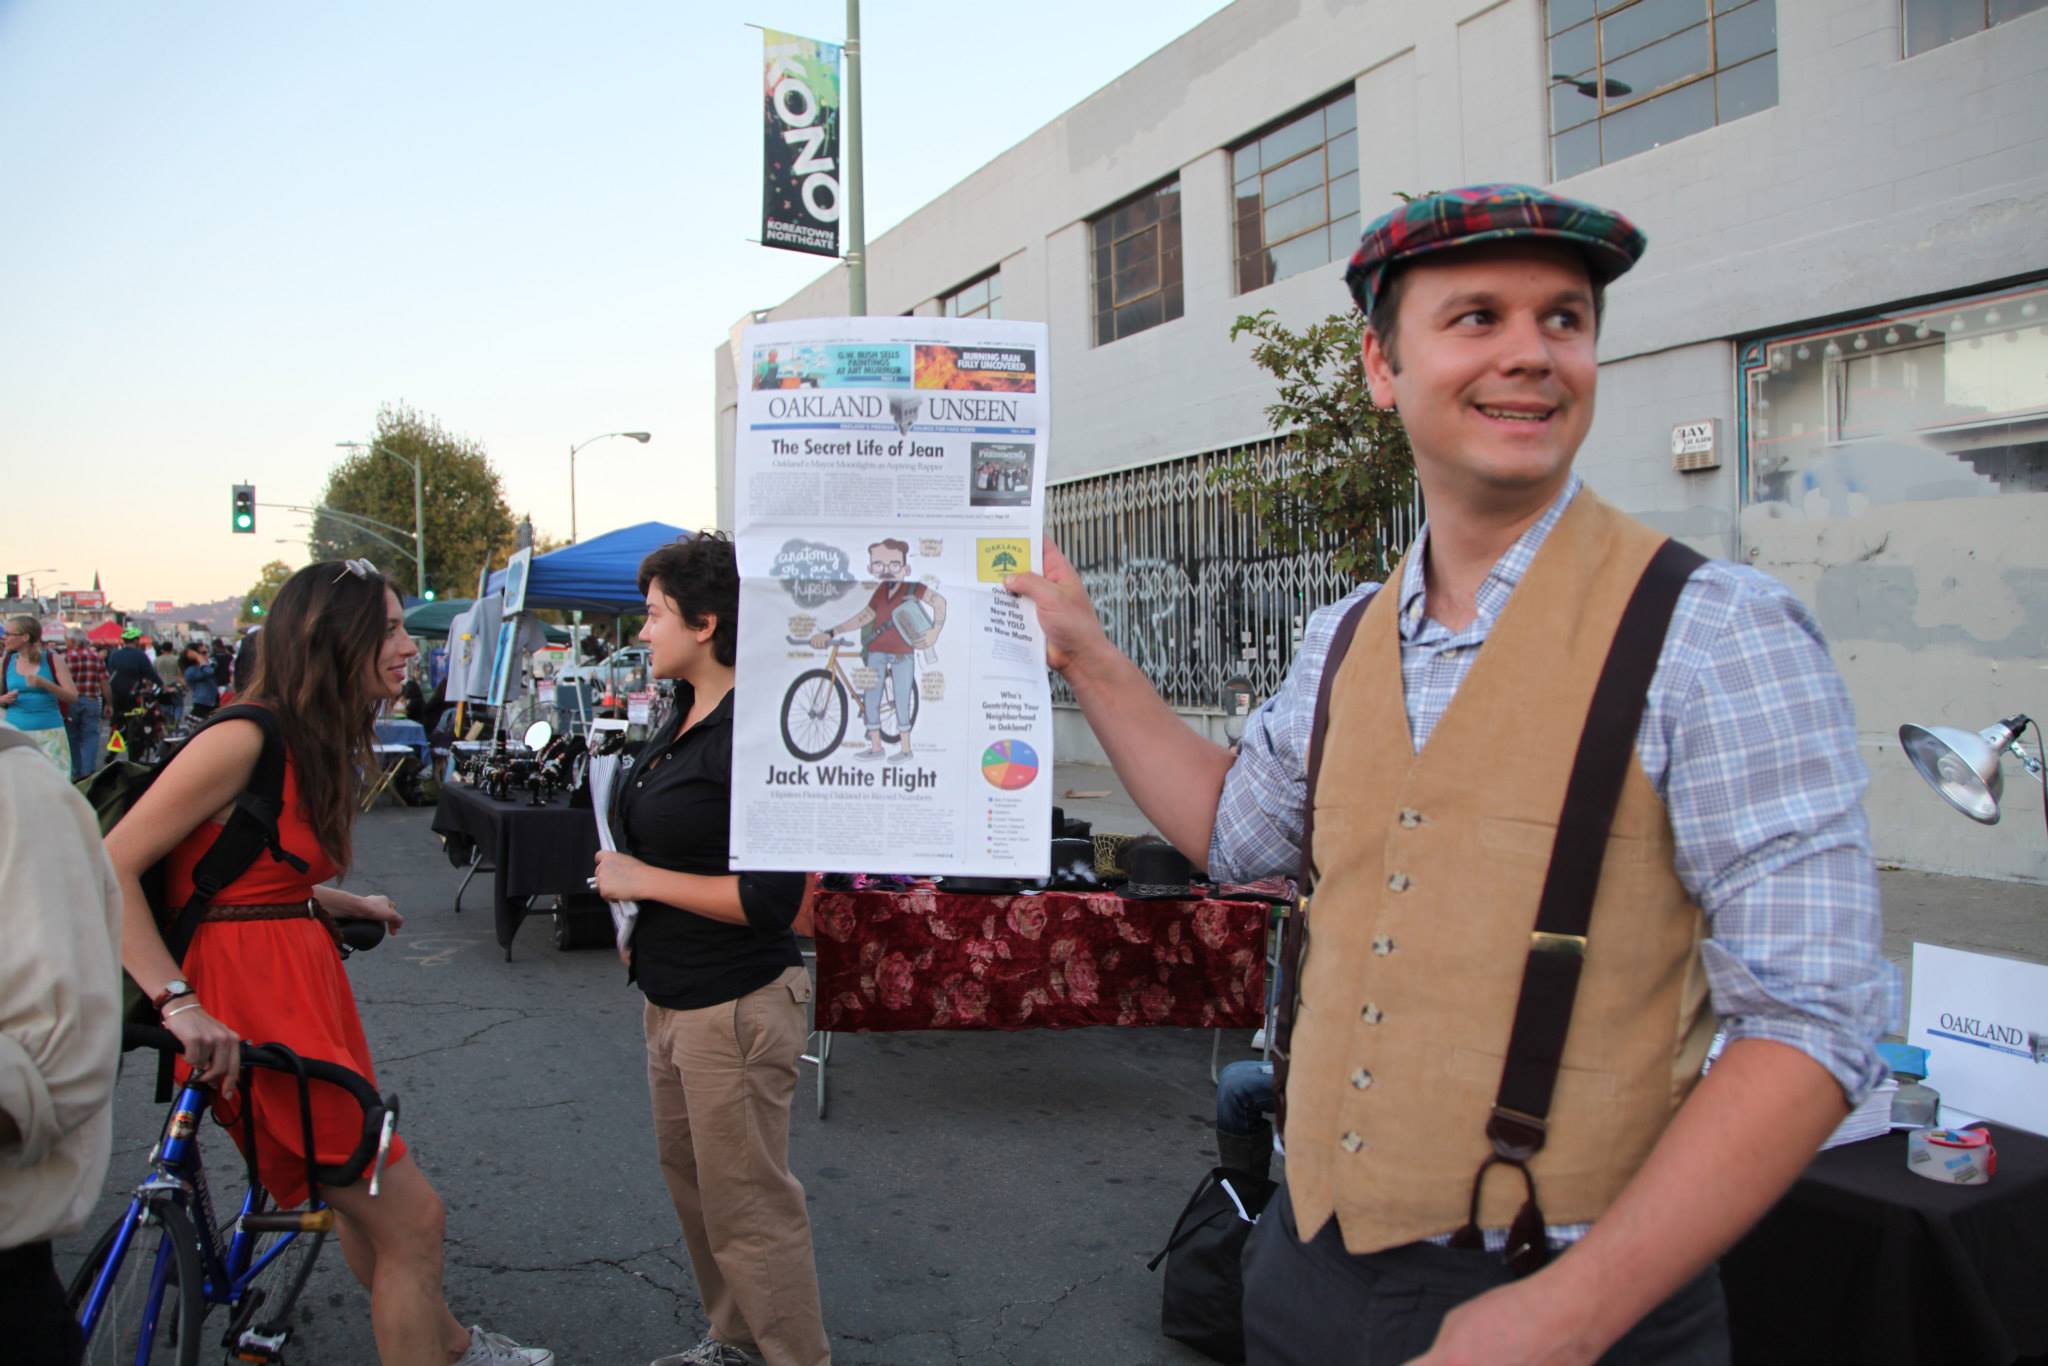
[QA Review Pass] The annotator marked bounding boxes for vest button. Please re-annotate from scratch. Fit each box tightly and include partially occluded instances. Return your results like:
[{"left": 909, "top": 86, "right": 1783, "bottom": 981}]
[
  {"left": 1339, "top": 1130, "right": 1365, "bottom": 1154},
  {"left": 1360, "top": 1003, "right": 1383, "bottom": 1025},
  {"left": 1386, "top": 872, "right": 1410, "bottom": 892},
  {"left": 1350, "top": 1067, "right": 1373, "bottom": 1090},
  {"left": 1372, "top": 934, "right": 1395, "bottom": 956},
  {"left": 1398, "top": 808, "right": 1422, "bottom": 828}
]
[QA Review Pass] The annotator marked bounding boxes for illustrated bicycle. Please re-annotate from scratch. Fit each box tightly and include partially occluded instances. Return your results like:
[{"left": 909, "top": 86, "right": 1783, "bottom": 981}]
[
  {"left": 780, "top": 634, "right": 920, "bottom": 762},
  {"left": 70, "top": 949, "right": 399, "bottom": 1364}
]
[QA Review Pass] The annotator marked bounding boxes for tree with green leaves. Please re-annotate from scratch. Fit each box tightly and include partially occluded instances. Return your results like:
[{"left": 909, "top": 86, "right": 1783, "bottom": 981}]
[
  {"left": 1210, "top": 308, "right": 1418, "bottom": 582},
  {"left": 312, "top": 403, "right": 517, "bottom": 600},
  {"left": 238, "top": 559, "right": 295, "bottom": 626}
]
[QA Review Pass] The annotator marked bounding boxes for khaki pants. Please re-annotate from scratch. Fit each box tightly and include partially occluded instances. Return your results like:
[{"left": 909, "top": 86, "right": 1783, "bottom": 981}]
[{"left": 645, "top": 966, "right": 830, "bottom": 1366}]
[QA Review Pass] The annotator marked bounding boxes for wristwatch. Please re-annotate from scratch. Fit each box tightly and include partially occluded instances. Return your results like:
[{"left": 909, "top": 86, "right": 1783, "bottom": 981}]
[{"left": 151, "top": 979, "right": 194, "bottom": 1009}]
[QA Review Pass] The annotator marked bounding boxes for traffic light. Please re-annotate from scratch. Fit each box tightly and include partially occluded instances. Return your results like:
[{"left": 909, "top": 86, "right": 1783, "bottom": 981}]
[
  {"left": 247, "top": 599, "right": 265, "bottom": 617},
  {"left": 5, "top": 574, "right": 17, "bottom": 599},
  {"left": 232, "top": 484, "right": 256, "bottom": 533},
  {"left": 422, "top": 588, "right": 436, "bottom": 601}
]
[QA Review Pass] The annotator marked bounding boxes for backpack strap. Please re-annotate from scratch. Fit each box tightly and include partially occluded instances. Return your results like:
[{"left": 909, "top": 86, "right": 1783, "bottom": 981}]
[
  {"left": 162, "top": 704, "right": 307, "bottom": 962},
  {"left": 1448, "top": 537, "right": 1705, "bottom": 1277},
  {"left": 1271, "top": 590, "right": 1375, "bottom": 1142}
]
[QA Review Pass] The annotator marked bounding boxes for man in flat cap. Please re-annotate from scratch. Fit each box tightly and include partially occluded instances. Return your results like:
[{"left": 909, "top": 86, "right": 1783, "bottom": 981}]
[{"left": 1009, "top": 185, "right": 1891, "bottom": 1364}]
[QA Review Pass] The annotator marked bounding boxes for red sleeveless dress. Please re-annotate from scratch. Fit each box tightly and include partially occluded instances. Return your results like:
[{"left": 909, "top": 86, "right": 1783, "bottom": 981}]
[{"left": 164, "top": 750, "right": 406, "bottom": 1208}]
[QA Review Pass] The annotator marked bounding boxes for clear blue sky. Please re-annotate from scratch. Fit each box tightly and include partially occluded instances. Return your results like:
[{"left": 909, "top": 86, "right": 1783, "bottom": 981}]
[{"left": 0, "top": 0, "right": 1230, "bottom": 605}]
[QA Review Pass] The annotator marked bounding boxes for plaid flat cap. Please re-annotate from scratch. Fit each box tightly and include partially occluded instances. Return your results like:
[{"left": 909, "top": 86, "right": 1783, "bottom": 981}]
[{"left": 1343, "top": 183, "right": 1646, "bottom": 314}]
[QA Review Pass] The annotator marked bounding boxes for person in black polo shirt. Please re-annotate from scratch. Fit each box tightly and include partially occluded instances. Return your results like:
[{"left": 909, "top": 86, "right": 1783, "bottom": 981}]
[{"left": 592, "top": 533, "right": 829, "bottom": 1366}]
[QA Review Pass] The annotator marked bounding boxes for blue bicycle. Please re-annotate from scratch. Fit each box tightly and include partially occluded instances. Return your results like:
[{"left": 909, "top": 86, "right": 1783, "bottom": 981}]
[{"left": 68, "top": 998, "right": 399, "bottom": 1364}]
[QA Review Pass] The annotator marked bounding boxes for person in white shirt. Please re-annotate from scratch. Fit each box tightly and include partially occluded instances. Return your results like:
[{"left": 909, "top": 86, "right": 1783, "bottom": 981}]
[{"left": 0, "top": 725, "right": 124, "bottom": 1366}]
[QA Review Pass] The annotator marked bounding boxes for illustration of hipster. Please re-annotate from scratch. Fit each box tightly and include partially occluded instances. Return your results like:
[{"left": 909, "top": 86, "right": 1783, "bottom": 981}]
[{"left": 811, "top": 538, "right": 947, "bottom": 762}]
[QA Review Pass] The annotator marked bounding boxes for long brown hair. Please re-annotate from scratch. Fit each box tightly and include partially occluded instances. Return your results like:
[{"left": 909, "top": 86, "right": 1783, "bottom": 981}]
[{"left": 240, "top": 562, "right": 391, "bottom": 870}]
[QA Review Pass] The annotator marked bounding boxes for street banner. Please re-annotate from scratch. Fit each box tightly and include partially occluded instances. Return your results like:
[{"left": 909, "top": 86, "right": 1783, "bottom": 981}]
[
  {"left": 761, "top": 29, "right": 842, "bottom": 258},
  {"left": 731, "top": 316, "right": 1053, "bottom": 877}
]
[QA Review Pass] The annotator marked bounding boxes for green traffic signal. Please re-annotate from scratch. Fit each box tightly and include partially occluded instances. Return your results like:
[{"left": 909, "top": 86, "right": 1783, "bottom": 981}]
[
  {"left": 423, "top": 589, "right": 436, "bottom": 601},
  {"left": 231, "top": 483, "right": 256, "bottom": 534}
]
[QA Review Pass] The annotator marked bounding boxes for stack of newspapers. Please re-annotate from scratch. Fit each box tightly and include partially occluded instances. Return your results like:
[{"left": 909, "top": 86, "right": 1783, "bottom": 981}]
[{"left": 1821, "top": 1077, "right": 1900, "bottom": 1149}]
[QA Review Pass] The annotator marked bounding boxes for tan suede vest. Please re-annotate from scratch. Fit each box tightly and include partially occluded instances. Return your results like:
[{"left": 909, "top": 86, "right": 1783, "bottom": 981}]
[{"left": 1286, "top": 490, "right": 1714, "bottom": 1255}]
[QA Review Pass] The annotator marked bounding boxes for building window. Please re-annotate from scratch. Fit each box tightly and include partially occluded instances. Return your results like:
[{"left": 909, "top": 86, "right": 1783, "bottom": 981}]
[
  {"left": 1904, "top": 0, "right": 2047, "bottom": 57},
  {"left": 1738, "top": 279, "right": 2048, "bottom": 514},
  {"left": 1231, "top": 90, "right": 1359, "bottom": 294},
  {"left": 942, "top": 270, "right": 1002, "bottom": 320},
  {"left": 1090, "top": 179, "right": 1183, "bottom": 345},
  {"left": 1547, "top": 0, "right": 1778, "bottom": 180}
]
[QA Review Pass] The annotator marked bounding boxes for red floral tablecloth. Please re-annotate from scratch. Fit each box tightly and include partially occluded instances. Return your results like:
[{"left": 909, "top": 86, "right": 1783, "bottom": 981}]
[{"left": 809, "top": 889, "right": 1267, "bottom": 1032}]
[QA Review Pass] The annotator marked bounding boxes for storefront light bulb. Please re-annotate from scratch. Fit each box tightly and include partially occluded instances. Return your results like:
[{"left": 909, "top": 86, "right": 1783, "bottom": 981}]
[
  {"left": 1914, "top": 323, "right": 1931, "bottom": 340},
  {"left": 1985, "top": 308, "right": 2002, "bottom": 325},
  {"left": 2022, "top": 301, "right": 2038, "bottom": 319},
  {"left": 1950, "top": 315, "right": 1966, "bottom": 331},
  {"left": 1795, "top": 344, "right": 1810, "bottom": 361},
  {"left": 1824, "top": 339, "right": 1842, "bottom": 358},
  {"left": 1852, "top": 334, "right": 1868, "bottom": 350},
  {"left": 1884, "top": 328, "right": 1900, "bottom": 345}
]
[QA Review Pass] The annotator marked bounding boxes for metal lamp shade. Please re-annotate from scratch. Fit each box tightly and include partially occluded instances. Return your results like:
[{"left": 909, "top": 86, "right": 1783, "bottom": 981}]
[{"left": 1899, "top": 722, "right": 2005, "bottom": 824}]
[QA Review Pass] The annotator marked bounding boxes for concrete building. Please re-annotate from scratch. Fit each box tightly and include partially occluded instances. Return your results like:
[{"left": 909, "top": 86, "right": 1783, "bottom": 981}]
[{"left": 718, "top": 0, "right": 2048, "bottom": 882}]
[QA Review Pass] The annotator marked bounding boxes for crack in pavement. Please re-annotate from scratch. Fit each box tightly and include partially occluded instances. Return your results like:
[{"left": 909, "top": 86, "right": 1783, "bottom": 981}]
[
  {"left": 953, "top": 1266, "right": 1122, "bottom": 1364},
  {"left": 374, "top": 1008, "right": 530, "bottom": 1063}
]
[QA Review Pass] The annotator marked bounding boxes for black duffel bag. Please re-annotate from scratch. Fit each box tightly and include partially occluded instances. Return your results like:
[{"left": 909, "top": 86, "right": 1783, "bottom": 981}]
[{"left": 1148, "top": 1166, "right": 1277, "bottom": 1364}]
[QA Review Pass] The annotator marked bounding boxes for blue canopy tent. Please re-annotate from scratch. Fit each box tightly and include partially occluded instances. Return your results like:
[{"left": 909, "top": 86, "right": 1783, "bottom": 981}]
[{"left": 484, "top": 521, "right": 691, "bottom": 613}]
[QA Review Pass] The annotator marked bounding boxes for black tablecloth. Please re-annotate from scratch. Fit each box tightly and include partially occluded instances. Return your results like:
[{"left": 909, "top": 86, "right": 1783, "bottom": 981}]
[
  {"left": 1722, "top": 1124, "right": 2048, "bottom": 1365},
  {"left": 431, "top": 783, "right": 601, "bottom": 954}
]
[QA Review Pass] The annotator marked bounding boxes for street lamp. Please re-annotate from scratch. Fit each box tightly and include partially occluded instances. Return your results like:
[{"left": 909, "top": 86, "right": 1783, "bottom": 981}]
[
  {"left": 569, "top": 431, "right": 652, "bottom": 543},
  {"left": 336, "top": 441, "right": 427, "bottom": 599}
]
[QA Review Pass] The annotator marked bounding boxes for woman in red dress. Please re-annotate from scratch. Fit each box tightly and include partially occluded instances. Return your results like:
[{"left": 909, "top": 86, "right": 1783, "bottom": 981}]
[{"left": 105, "top": 561, "right": 551, "bottom": 1366}]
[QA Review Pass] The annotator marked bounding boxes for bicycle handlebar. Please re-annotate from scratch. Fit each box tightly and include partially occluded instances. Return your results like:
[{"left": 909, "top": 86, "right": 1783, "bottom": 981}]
[
  {"left": 122, "top": 1023, "right": 394, "bottom": 1191},
  {"left": 786, "top": 634, "right": 855, "bottom": 647}
]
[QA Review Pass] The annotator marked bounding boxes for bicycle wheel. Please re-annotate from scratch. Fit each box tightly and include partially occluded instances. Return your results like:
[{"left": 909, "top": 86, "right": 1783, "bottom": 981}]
[
  {"left": 781, "top": 669, "right": 848, "bottom": 762},
  {"left": 68, "top": 1199, "right": 206, "bottom": 1366}
]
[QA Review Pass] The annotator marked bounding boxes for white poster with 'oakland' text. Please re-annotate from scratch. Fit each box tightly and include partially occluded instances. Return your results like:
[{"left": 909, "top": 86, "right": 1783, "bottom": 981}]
[{"left": 729, "top": 317, "right": 1052, "bottom": 877}]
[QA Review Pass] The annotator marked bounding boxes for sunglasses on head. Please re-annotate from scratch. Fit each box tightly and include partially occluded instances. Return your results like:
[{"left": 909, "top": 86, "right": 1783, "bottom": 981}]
[{"left": 333, "top": 558, "right": 379, "bottom": 583}]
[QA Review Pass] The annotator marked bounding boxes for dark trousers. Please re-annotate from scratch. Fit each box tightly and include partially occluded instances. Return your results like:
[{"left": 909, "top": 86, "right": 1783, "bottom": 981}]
[
  {"left": 0, "top": 1240, "right": 84, "bottom": 1366},
  {"left": 1242, "top": 1182, "right": 1731, "bottom": 1366}
]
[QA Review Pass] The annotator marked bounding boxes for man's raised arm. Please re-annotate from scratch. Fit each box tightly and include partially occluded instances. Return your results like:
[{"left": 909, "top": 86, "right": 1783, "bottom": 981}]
[{"left": 1006, "top": 540, "right": 1236, "bottom": 864}]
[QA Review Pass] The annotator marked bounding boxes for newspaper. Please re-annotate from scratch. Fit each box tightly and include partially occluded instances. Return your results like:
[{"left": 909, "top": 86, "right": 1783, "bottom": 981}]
[
  {"left": 586, "top": 722, "right": 639, "bottom": 957},
  {"left": 730, "top": 317, "right": 1052, "bottom": 877}
]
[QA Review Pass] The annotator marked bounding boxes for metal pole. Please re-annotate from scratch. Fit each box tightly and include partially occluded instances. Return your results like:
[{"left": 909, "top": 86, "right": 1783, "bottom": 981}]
[
  {"left": 412, "top": 453, "right": 426, "bottom": 598},
  {"left": 569, "top": 444, "right": 578, "bottom": 544},
  {"left": 844, "top": 0, "right": 865, "bottom": 314}
]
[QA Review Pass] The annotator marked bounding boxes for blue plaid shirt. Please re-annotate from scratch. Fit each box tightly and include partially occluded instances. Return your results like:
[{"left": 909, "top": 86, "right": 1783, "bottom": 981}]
[{"left": 1212, "top": 477, "right": 1897, "bottom": 1246}]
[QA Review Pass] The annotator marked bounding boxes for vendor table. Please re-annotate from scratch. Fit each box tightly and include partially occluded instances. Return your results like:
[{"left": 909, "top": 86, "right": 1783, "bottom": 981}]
[
  {"left": 804, "top": 887, "right": 1267, "bottom": 1117},
  {"left": 430, "top": 783, "right": 601, "bottom": 960},
  {"left": 1720, "top": 1123, "right": 2048, "bottom": 1365},
  {"left": 374, "top": 716, "right": 431, "bottom": 763}
]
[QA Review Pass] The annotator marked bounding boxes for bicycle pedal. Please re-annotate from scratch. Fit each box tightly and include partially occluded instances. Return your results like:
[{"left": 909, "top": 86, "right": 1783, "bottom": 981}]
[{"left": 233, "top": 1326, "right": 290, "bottom": 1362}]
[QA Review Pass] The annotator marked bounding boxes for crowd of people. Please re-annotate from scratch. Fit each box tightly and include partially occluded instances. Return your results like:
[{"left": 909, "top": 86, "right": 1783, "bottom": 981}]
[
  {"left": 3, "top": 183, "right": 1895, "bottom": 1366},
  {"left": 0, "top": 620, "right": 249, "bottom": 781}
]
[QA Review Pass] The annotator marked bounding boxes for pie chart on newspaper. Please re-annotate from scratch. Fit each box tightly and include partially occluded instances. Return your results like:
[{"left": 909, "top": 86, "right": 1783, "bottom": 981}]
[{"left": 980, "top": 739, "right": 1040, "bottom": 790}]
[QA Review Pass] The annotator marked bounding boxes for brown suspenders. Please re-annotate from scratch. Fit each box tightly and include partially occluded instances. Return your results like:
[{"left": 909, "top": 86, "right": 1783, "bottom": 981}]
[{"left": 1274, "top": 537, "right": 1703, "bottom": 1274}]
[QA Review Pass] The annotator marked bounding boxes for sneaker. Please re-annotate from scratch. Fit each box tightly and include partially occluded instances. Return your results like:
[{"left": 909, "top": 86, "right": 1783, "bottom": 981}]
[
  {"left": 852, "top": 746, "right": 886, "bottom": 762},
  {"left": 1251, "top": 1027, "right": 1267, "bottom": 1050},
  {"left": 457, "top": 1325, "right": 554, "bottom": 1366},
  {"left": 650, "top": 1339, "right": 765, "bottom": 1366}
]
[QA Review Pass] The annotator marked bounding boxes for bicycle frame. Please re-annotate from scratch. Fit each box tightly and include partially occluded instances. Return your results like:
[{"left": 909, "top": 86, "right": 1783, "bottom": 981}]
[{"left": 75, "top": 1078, "right": 324, "bottom": 1348}]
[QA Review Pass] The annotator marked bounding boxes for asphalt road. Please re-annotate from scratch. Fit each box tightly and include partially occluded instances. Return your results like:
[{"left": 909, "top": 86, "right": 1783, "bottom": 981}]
[{"left": 59, "top": 802, "right": 1231, "bottom": 1366}]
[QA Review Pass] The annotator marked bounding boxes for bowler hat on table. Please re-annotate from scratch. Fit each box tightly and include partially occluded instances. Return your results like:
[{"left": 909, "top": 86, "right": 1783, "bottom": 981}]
[{"left": 1117, "top": 837, "right": 1200, "bottom": 901}]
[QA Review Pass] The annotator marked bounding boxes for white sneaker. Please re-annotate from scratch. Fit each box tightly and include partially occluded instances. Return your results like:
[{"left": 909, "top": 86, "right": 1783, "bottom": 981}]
[
  {"left": 650, "top": 1339, "right": 765, "bottom": 1366},
  {"left": 457, "top": 1325, "right": 554, "bottom": 1366},
  {"left": 1251, "top": 1027, "right": 1267, "bottom": 1050}
]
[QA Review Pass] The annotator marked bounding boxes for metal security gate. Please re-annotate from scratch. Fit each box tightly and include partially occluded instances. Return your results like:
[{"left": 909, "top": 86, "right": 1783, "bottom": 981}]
[{"left": 1046, "top": 441, "right": 1420, "bottom": 710}]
